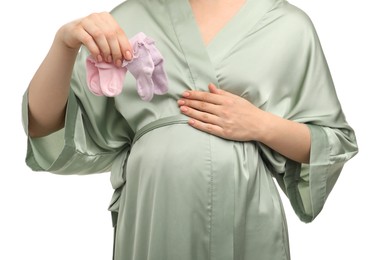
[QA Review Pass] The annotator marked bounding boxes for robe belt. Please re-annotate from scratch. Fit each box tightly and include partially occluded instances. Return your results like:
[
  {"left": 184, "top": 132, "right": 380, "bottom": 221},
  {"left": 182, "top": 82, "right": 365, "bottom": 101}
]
[
  {"left": 132, "top": 114, "right": 189, "bottom": 145},
  {"left": 109, "top": 114, "right": 190, "bottom": 227}
]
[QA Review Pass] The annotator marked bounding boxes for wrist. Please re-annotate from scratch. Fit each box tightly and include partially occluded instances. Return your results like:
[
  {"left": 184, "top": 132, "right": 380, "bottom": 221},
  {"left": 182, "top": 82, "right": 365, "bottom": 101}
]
[
  {"left": 250, "top": 109, "right": 276, "bottom": 143},
  {"left": 55, "top": 23, "right": 82, "bottom": 52}
]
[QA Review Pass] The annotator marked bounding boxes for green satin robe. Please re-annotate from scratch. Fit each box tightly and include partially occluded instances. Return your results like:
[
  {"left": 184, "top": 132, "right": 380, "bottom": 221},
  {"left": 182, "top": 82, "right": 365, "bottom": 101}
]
[{"left": 22, "top": 0, "right": 358, "bottom": 259}]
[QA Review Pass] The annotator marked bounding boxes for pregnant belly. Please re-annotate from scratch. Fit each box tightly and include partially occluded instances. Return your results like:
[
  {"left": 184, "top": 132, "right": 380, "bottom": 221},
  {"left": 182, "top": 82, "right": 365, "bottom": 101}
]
[
  {"left": 124, "top": 122, "right": 239, "bottom": 199},
  {"left": 114, "top": 124, "right": 287, "bottom": 260},
  {"left": 128, "top": 124, "right": 218, "bottom": 178}
]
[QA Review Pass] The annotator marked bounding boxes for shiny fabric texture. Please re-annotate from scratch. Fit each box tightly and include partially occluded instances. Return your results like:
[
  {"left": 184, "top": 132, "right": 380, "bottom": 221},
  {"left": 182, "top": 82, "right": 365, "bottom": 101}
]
[{"left": 22, "top": 0, "right": 358, "bottom": 259}]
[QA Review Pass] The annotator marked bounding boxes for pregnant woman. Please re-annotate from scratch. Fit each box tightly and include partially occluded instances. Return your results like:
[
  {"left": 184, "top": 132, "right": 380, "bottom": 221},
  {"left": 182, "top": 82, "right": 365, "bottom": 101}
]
[{"left": 22, "top": 0, "right": 358, "bottom": 259}]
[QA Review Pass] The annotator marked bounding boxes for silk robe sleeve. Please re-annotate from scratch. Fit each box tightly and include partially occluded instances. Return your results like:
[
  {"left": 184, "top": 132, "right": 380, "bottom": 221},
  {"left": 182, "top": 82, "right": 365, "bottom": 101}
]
[
  {"left": 22, "top": 46, "right": 133, "bottom": 175},
  {"left": 262, "top": 4, "right": 358, "bottom": 223}
]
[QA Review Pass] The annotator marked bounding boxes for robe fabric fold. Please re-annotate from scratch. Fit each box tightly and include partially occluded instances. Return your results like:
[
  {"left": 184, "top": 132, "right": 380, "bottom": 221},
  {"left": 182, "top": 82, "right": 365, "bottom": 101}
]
[{"left": 22, "top": 0, "right": 358, "bottom": 259}]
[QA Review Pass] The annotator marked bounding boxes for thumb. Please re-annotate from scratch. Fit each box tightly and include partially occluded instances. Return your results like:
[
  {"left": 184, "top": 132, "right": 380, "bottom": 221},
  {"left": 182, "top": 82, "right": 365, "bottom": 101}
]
[
  {"left": 208, "top": 83, "right": 222, "bottom": 94},
  {"left": 208, "top": 83, "right": 232, "bottom": 97}
]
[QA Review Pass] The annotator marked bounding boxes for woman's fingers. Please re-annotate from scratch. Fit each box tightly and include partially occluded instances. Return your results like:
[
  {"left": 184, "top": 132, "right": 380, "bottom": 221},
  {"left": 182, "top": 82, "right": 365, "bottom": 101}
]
[
  {"left": 178, "top": 96, "right": 219, "bottom": 114},
  {"left": 61, "top": 12, "right": 132, "bottom": 66},
  {"left": 102, "top": 12, "right": 132, "bottom": 63},
  {"left": 179, "top": 102, "right": 220, "bottom": 124}
]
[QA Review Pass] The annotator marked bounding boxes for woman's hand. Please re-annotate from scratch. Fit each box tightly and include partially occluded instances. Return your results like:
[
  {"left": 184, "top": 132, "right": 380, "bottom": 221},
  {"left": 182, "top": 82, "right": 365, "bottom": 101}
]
[
  {"left": 57, "top": 12, "right": 132, "bottom": 67},
  {"left": 177, "top": 83, "right": 266, "bottom": 142},
  {"left": 28, "top": 12, "right": 133, "bottom": 138},
  {"left": 177, "top": 83, "right": 311, "bottom": 163}
]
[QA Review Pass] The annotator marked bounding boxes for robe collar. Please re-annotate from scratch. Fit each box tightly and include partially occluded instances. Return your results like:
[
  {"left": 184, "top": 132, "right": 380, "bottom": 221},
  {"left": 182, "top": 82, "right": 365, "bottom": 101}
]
[{"left": 165, "top": 0, "right": 283, "bottom": 90}]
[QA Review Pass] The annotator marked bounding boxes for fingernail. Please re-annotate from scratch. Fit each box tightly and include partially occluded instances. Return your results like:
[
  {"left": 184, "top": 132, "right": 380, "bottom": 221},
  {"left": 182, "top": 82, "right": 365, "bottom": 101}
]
[
  {"left": 182, "top": 91, "right": 190, "bottom": 97},
  {"left": 125, "top": 50, "right": 132, "bottom": 60},
  {"left": 97, "top": 55, "right": 103, "bottom": 62},
  {"left": 115, "top": 59, "right": 122, "bottom": 67},
  {"left": 177, "top": 100, "right": 185, "bottom": 105}
]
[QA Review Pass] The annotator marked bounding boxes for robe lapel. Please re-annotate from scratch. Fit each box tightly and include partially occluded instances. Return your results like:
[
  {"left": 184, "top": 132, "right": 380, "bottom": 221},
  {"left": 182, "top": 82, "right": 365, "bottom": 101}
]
[
  {"left": 207, "top": 0, "right": 281, "bottom": 65},
  {"left": 165, "top": 0, "right": 281, "bottom": 90},
  {"left": 165, "top": 0, "right": 220, "bottom": 90}
]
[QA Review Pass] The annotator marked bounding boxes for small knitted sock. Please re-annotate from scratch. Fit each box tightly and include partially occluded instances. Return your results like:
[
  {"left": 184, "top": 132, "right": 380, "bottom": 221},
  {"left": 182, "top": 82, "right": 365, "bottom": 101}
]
[
  {"left": 86, "top": 56, "right": 104, "bottom": 96},
  {"left": 126, "top": 39, "right": 155, "bottom": 101},
  {"left": 145, "top": 38, "right": 168, "bottom": 95},
  {"left": 86, "top": 56, "right": 127, "bottom": 97}
]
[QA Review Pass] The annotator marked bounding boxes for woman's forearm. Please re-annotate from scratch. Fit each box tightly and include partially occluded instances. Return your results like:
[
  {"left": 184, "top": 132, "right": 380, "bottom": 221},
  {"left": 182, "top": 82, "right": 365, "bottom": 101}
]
[
  {"left": 257, "top": 112, "right": 311, "bottom": 164},
  {"left": 27, "top": 32, "right": 79, "bottom": 138}
]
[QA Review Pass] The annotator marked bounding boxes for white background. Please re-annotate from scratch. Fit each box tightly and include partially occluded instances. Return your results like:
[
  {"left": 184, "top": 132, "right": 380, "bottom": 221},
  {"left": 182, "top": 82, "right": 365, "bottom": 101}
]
[{"left": 0, "top": 0, "right": 381, "bottom": 259}]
